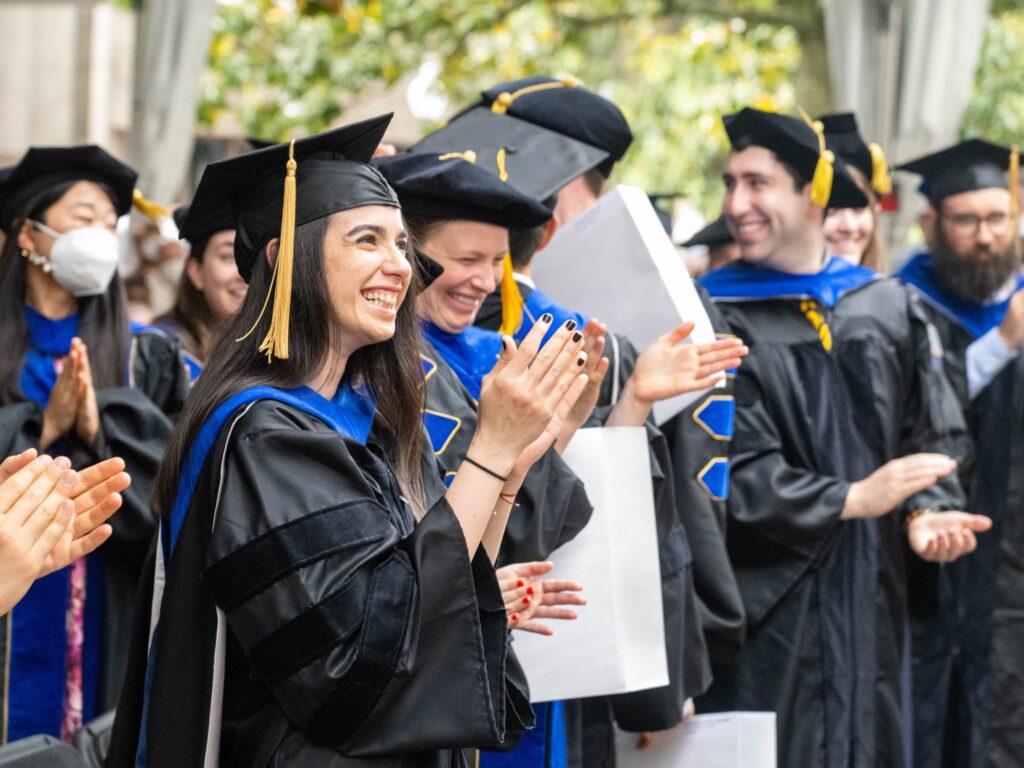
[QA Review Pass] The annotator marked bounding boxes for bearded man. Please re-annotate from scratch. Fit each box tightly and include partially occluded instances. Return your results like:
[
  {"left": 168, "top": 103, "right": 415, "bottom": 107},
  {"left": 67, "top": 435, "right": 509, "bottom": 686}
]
[{"left": 896, "top": 140, "right": 1024, "bottom": 768}]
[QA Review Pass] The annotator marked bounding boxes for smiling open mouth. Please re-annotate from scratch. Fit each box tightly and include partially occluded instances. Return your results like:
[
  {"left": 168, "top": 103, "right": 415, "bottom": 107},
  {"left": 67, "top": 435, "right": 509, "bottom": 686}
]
[
  {"left": 362, "top": 290, "right": 398, "bottom": 310},
  {"left": 448, "top": 291, "right": 481, "bottom": 308}
]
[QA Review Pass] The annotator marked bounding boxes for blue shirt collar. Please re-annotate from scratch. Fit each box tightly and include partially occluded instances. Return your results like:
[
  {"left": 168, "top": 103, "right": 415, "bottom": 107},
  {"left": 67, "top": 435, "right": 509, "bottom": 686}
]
[{"left": 24, "top": 305, "right": 78, "bottom": 356}]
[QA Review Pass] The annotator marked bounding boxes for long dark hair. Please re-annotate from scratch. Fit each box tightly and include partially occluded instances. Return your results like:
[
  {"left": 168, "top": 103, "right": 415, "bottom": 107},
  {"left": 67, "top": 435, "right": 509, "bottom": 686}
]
[
  {"left": 162, "top": 233, "right": 218, "bottom": 362},
  {"left": 0, "top": 181, "right": 130, "bottom": 404},
  {"left": 154, "top": 212, "right": 426, "bottom": 518}
]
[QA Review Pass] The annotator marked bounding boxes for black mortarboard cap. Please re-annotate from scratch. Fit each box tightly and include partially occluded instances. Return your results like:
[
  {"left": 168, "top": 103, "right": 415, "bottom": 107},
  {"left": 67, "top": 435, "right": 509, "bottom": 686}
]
[
  {"left": 409, "top": 107, "right": 608, "bottom": 202},
  {"left": 895, "top": 139, "right": 1019, "bottom": 207},
  {"left": 375, "top": 150, "right": 552, "bottom": 337},
  {"left": 0, "top": 145, "right": 137, "bottom": 233},
  {"left": 682, "top": 216, "right": 733, "bottom": 248},
  {"left": 818, "top": 112, "right": 892, "bottom": 196},
  {"left": 723, "top": 108, "right": 868, "bottom": 209},
  {"left": 373, "top": 151, "right": 553, "bottom": 230},
  {"left": 478, "top": 76, "right": 632, "bottom": 177},
  {"left": 182, "top": 114, "right": 399, "bottom": 283}
]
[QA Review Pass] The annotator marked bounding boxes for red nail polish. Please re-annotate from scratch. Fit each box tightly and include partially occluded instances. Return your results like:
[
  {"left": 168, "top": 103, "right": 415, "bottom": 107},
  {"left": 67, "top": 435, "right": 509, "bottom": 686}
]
[
  {"left": 522, "top": 596, "right": 531, "bottom": 605},
  {"left": 527, "top": 586, "right": 535, "bottom": 596},
  {"left": 516, "top": 579, "right": 524, "bottom": 588},
  {"left": 510, "top": 614, "right": 518, "bottom": 622}
]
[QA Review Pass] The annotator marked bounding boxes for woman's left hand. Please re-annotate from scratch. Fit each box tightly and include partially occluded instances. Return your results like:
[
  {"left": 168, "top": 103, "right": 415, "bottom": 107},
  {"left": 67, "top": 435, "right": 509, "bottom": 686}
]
[
  {"left": 72, "top": 339, "right": 101, "bottom": 448},
  {"left": 497, "top": 561, "right": 585, "bottom": 635},
  {"left": 907, "top": 510, "right": 992, "bottom": 563}
]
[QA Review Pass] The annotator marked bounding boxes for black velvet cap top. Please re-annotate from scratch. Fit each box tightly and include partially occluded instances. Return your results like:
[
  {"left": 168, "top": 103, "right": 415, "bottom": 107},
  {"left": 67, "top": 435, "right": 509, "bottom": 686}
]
[
  {"left": 409, "top": 107, "right": 608, "bottom": 202},
  {"left": 682, "top": 216, "right": 733, "bottom": 248},
  {"left": 818, "top": 112, "right": 873, "bottom": 181},
  {"left": 477, "top": 76, "right": 632, "bottom": 177},
  {"left": 723, "top": 107, "right": 869, "bottom": 209},
  {"left": 0, "top": 145, "right": 137, "bottom": 233},
  {"left": 181, "top": 114, "right": 400, "bottom": 282},
  {"left": 895, "top": 139, "right": 1016, "bottom": 204},
  {"left": 373, "top": 151, "right": 553, "bottom": 230}
]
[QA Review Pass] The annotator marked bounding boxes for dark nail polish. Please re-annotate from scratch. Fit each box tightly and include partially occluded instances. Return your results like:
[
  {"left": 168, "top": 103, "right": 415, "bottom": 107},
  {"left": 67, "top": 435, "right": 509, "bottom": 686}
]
[
  {"left": 540, "top": 313, "right": 553, "bottom": 323},
  {"left": 572, "top": 332, "right": 582, "bottom": 343},
  {"left": 577, "top": 357, "right": 586, "bottom": 366},
  {"left": 565, "top": 319, "right": 577, "bottom": 331}
]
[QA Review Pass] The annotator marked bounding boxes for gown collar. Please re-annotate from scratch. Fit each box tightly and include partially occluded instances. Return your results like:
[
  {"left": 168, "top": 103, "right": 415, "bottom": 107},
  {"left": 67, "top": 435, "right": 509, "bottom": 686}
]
[
  {"left": 165, "top": 382, "right": 376, "bottom": 559},
  {"left": 699, "top": 255, "right": 880, "bottom": 309},
  {"left": 896, "top": 251, "right": 1024, "bottom": 339},
  {"left": 421, "top": 321, "right": 503, "bottom": 400}
]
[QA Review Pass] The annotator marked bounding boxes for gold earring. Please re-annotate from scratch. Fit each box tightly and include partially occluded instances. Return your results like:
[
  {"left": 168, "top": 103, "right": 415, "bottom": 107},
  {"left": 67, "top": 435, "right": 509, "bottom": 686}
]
[{"left": 20, "top": 248, "right": 29, "bottom": 258}]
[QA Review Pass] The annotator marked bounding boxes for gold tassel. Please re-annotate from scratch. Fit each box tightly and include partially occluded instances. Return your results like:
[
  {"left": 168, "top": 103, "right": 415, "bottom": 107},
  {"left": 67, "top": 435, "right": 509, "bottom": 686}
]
[
  {"left": 1010, "top": 145, "right": 1019, "bottom": 218},
  {"left": 868, "top": 143, "right": 892, "bottom": 195},
  {"left": 498, "top": 252, "right": 523, "bottom": 337},
  {"left": 800, "top": 299, "right": 833, "bottom": 352},
  {"left": 490, "top": 77, "right": 579, "bottom": 114},
  {"left": 496, "top": 147, "right": 509, "bottom": 181},
  {"left": 132, "top": 188, "right": 169, "bottom": 221},
  {"left": 438, "top": 150, "right": 477, "bottom": 164},
  {"left": 236, "top": 139, "right": 298, "bottom": 361},
  {"left": 798, "top": 107, "right": 834, "bottom": 208}
]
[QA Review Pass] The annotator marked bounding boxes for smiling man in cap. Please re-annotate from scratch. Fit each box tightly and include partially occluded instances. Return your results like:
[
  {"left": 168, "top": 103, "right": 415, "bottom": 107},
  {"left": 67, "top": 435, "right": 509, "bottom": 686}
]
[{"left": 698, "top": 107, "right": 989, "bottom": 768}]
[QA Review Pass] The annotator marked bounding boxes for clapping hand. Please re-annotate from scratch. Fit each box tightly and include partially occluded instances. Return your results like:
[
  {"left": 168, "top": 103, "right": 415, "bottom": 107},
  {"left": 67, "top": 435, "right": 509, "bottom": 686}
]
[
  {"left": 0, "top": 449, "right": 126, "bottom": 615},
  {"left": 907, "top": 510, "right": 992, "bottom": 563},
  {"left": 39, "top": 337, "right": 101, "bottom": 449},
  {"left": 629, "top": 323, "right": 748, "bottom": 404},
  {"left": 497, "top": 561, "right": 586, "bottom": 636}
]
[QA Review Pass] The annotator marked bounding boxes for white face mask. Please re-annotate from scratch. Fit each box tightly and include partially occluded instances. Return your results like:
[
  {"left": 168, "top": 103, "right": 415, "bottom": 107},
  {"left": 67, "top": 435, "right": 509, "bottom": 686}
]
[{"left": 30, "top": 221, "right": 120, "bottom": 297}]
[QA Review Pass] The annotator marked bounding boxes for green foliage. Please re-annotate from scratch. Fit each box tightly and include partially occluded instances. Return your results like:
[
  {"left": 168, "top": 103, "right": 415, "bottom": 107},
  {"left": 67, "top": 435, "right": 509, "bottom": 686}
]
[
  {"left": 962, "top": 9, "right": 1024, "bottom": 145},
  {"left": 200, "top": 0, "right": 806, "bottom": 214}
]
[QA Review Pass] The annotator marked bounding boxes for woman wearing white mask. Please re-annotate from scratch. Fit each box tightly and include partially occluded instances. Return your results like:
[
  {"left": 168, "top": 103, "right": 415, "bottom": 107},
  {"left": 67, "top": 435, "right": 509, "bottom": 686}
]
[{"left": 0, "top": 146, "right": 188, "bottom": 744}]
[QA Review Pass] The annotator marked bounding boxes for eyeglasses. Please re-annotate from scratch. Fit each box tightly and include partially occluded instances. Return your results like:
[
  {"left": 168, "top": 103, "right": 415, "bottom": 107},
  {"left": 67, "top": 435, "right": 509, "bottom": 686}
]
[{"left": 941, "top": 212, "right": 1013, "bottom": 236}]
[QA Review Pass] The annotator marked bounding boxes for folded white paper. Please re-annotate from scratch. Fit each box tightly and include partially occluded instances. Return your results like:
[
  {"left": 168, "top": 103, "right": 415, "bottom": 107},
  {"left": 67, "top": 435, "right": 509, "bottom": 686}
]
[
  {"left": 614, "top": 712, "right": 777, "bottom": 768},
  {"left": 512, "top": 427, "right": 667, "bottom": 702},
  {"left": 531, "top": 185, "right": 719, "bottom": 423}
]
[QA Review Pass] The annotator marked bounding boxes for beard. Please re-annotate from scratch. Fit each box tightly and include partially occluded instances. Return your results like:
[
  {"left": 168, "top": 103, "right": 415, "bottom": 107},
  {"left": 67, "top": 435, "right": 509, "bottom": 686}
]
[{"left": 931, "top": 227, "right": 1021, "bottom": 304}]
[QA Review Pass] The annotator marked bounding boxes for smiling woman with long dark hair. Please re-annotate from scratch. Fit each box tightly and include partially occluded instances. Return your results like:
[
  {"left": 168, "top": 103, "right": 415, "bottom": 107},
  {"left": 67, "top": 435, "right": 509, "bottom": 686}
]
[
  {"left": 106, "top": 116, "right": 590, "bottom": 768},
  {"left": 0, "top": 147, "right": 188, "bottom": 742}
]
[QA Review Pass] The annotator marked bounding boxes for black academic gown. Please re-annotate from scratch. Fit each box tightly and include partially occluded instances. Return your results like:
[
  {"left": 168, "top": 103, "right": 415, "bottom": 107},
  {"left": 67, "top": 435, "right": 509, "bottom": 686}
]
[
  {"left": 106, "top": 399, "right": 531, "bottom": 768},
  {"left": 661, "top": 289, "right": 747, "bottom": 668},
  {"left": 895, "top": 275, "right": 1024, "bottom": 768},
  {"left": 698, "top": 275, "right": 968, "bottom": 768},
  {"left": 0, "top": 327, "right": 187, "bottom": 729}
]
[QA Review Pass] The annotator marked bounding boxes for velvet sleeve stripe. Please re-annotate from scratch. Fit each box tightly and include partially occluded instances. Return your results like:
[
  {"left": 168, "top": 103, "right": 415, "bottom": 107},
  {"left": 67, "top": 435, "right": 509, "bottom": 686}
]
[
  {"left": 247, "top": 570, "right": 370, "bottom": 683},
  {"left": 307, "top": 553, "right": 417, "bottom": 743},
  {"left": 202, "top": 501, "right": 390, "bottom": 611}
]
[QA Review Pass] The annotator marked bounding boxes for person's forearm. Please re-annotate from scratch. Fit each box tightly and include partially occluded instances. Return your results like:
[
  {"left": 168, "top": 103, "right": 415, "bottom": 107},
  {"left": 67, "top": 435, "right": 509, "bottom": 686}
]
[
  {"left": 444, "top": 438, "right": 517, "bottom": 557},
  {"left": 480, "top": 476, "right": 523, "bottom": 563},
  {"left": 604, "top": 378, "right": 653, "bottom": 427}
]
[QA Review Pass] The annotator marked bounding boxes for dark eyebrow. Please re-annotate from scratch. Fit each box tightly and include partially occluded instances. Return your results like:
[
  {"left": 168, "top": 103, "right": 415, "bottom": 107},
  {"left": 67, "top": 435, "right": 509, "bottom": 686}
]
[
  {"left": 346, "top": 224, "right": 385, "bottom": 237},
  {"left": 345, "top": 224, "right": 409, "bottom": 239}
]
